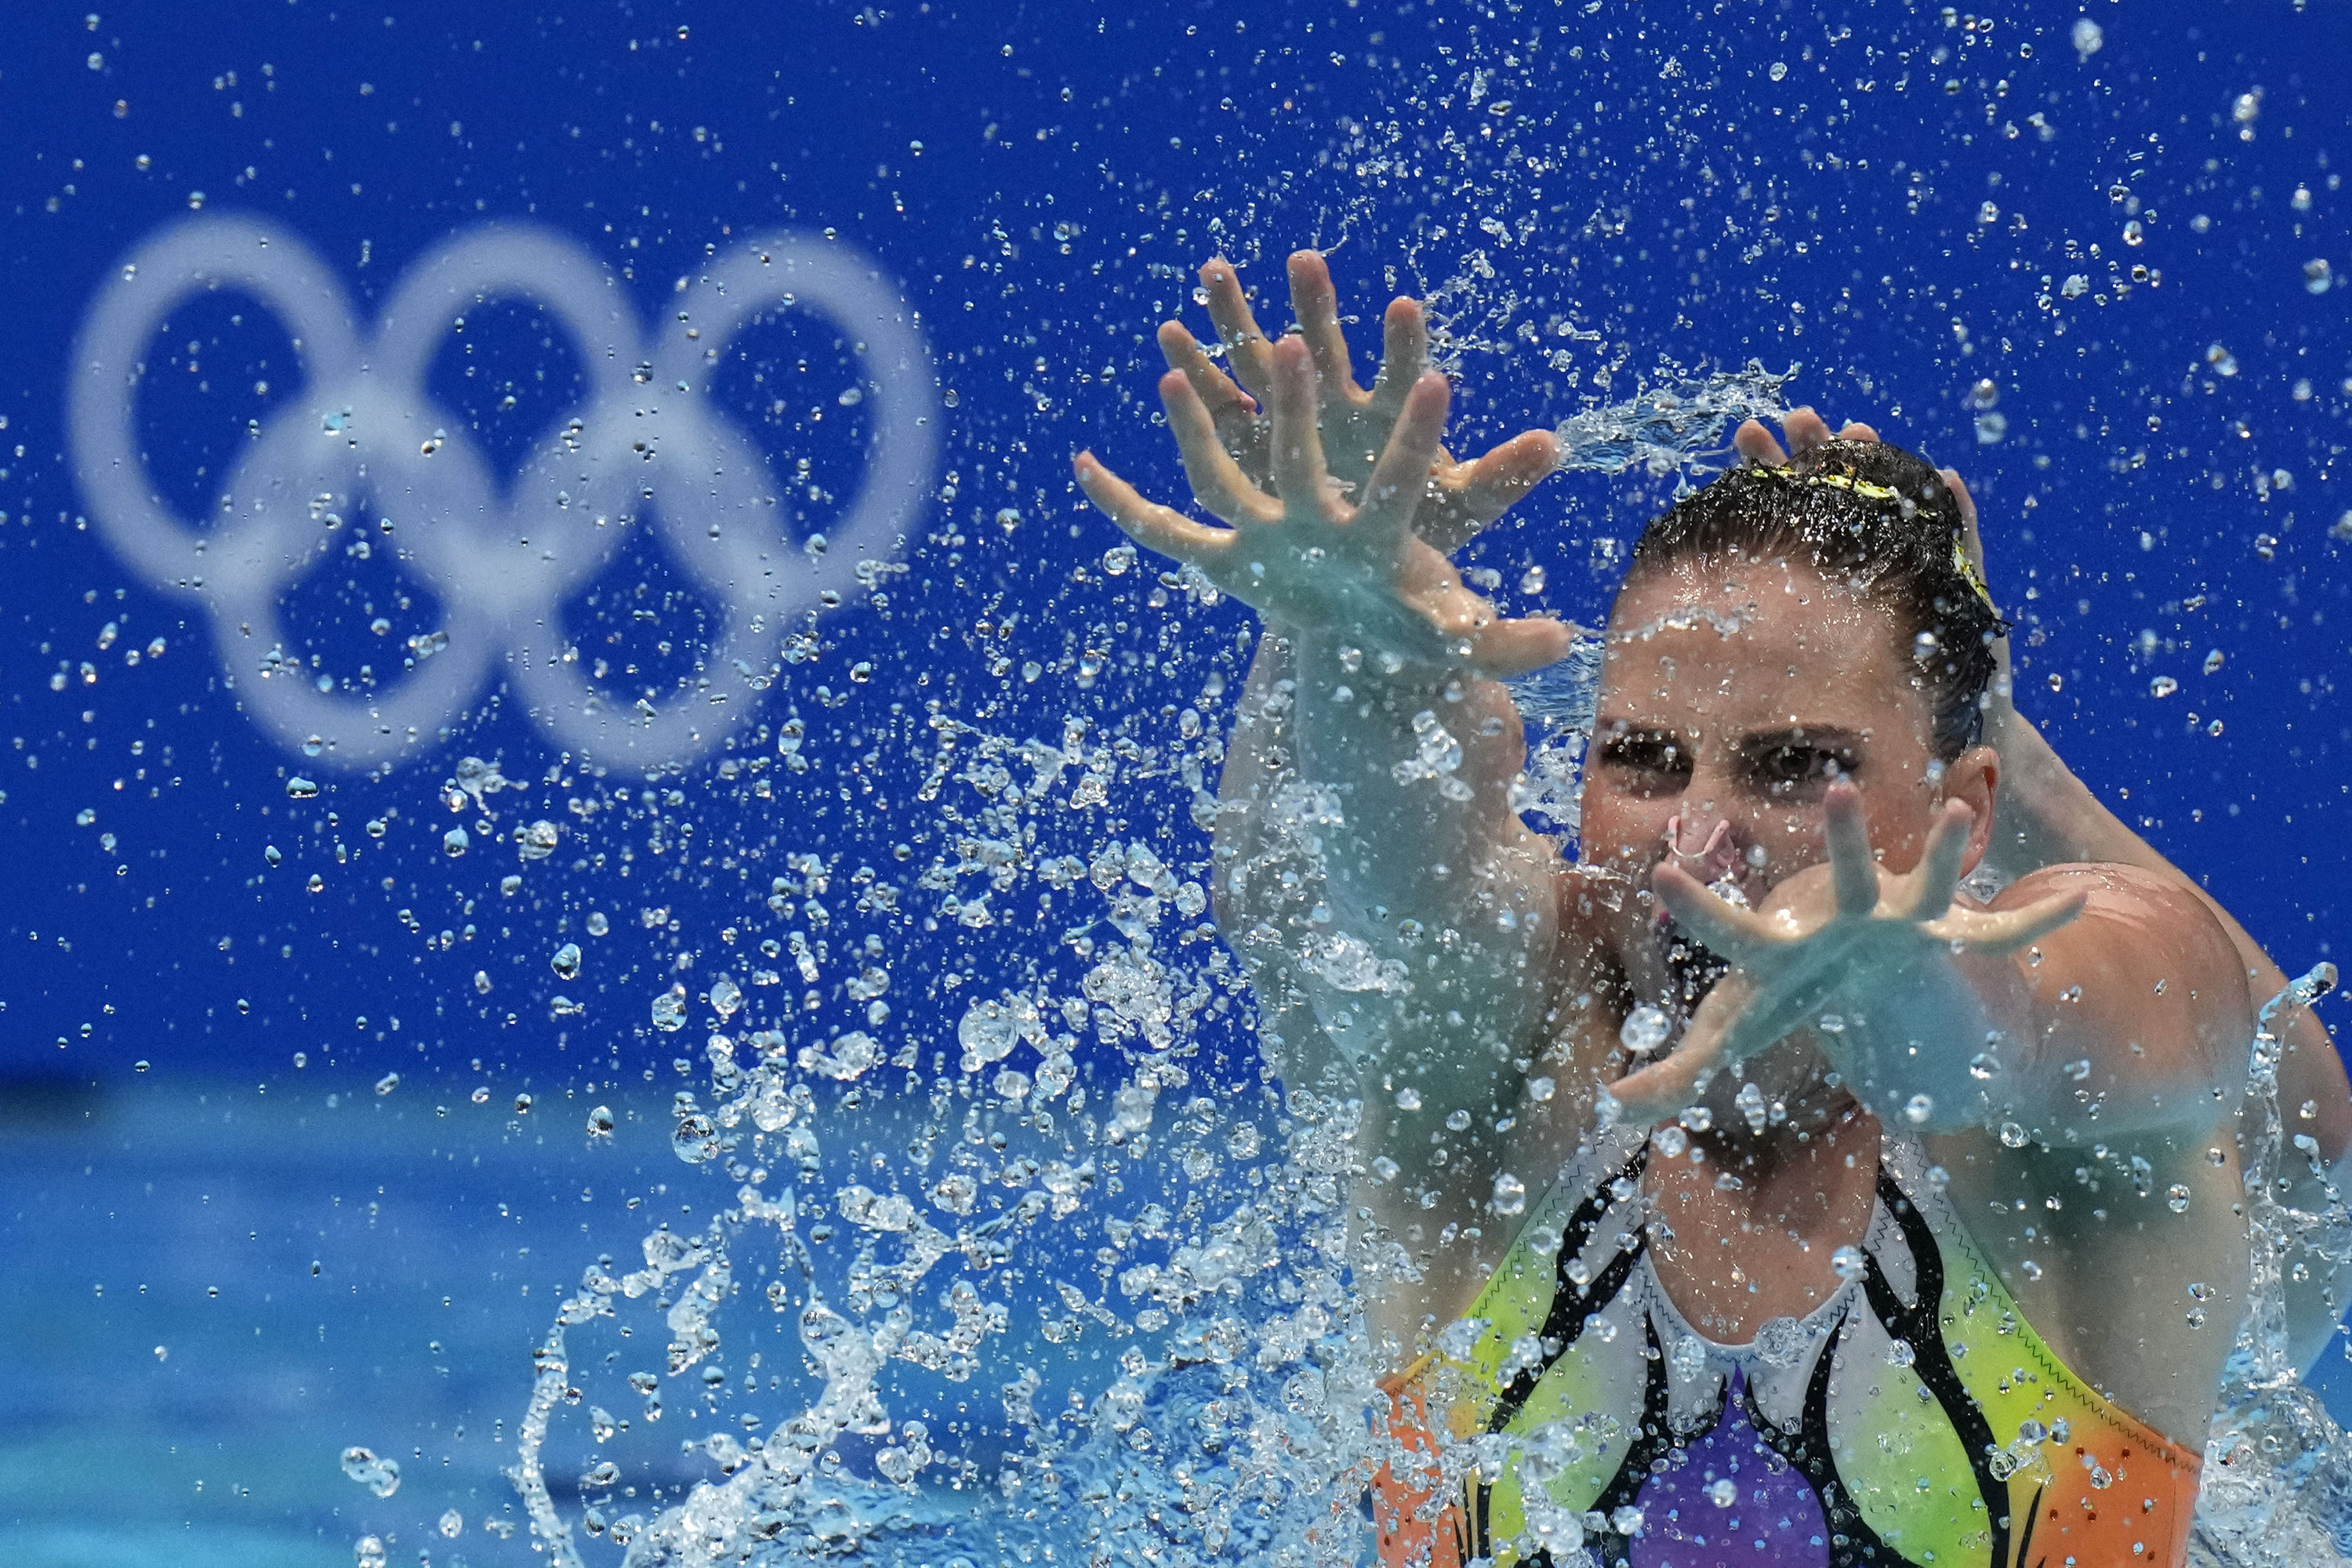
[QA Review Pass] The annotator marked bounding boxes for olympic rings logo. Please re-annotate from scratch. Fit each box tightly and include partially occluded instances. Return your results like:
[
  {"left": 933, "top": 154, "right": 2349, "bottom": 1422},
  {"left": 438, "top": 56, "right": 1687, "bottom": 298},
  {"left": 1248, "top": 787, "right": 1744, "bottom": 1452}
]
[{"left": 69, "top": 216, "right": 937, "bottom": 771}]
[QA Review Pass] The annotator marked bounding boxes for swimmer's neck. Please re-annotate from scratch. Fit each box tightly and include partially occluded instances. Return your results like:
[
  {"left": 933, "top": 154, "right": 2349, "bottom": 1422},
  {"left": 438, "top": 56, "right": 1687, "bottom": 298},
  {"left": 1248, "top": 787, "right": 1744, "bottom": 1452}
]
[{"left": 1667, "top": 1092, "right": 1877, "bottom": 1201}]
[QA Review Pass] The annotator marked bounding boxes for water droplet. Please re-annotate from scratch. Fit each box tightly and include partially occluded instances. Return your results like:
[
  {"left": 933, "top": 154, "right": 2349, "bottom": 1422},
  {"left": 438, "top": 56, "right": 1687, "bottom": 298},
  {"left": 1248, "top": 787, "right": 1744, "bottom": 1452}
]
[
  {"left": 437, "top": 1509, "right": 464, "bottom": 1538},
  {"left": 441, "top": 827, "right": 470, "bottom": 857},
  {"left": 1706, "top": 1477, "right": 1737, "bottom": 1508},
  {"left": 2203, "top": 648, "right": 2226, "bottom": 675},
  {"left": 2167, "top": 1183, "right": 2192, "bottom": 1213},
  {"left": 1491, "top": 1172, "right": 1527, "bottom": 1214},
  {"left": 551, "top": 942, "right": 582, "bottom": 980},
  {"left": 1768, "top": 60, "right": 1788, "bottom": 81},
  {"left": 285, "top": 776, "right": 318, "bottom": 800},
  {"left": 1831, "top": 1245, "right": 1866, "bottom": 1281},
  {"left": 1904, "top": 1094, "right": 1936, "bottom": 1125},
  {"left": 1998, "top": 1120, "right": 2029, "bottom": 1148},
  {"left": 1753, "top": 1316, "right": 1809, "bottom": 1367},
  {"left": 2071, "top": 16, "right": 2103, "bottom": 56},
  {"left": 339, "top": 1446, "right": 401, "bottom": 1497},
  {"left": 672, "top": 1113, "right": 720, "bottom": 1163},
  {"left": 709, "top": 975, "right": 742, "bottom": 1019},
  {"left": 1620, "top": 1004, "right": 1671, "bottom": 1057},
  {"left": 586, "top": 1105, "right": 615, "bottom": 1138},
  {"left": 1886, "top": 1337, "right": 1917, "bottom": 1367},
  {"left": 1653, "top": 1124, "right": 1689, "bottom": 1159},
  {"left": 2307, "top": 259, "right": 2336, "bottom": 296},
  {"left": 586, "top": 911, "right": 610, "bottom": 937},
  {"left": 2150, "top": 675, "right": 2178, "bottom": 698},
  {"left": 1102, "top": 544, "right": 1137, "bottom": 575},
  {"left": 373, "top": 1073, "right": 399, "bottom": 1096},
  {"left": 354, "top": 1535, "right": 387, "bottom": 1568},
  {"left": 1394, "top": 1086, "right": 1422, "bottom": 1112},
  {"left": 513, "top": 1093, "right": 533, "bottom": 1115}
]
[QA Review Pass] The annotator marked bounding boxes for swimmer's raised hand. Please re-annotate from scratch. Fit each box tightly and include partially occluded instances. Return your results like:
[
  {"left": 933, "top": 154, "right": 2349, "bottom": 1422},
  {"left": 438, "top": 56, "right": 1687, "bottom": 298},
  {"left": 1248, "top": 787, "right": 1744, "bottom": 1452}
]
[
  {"left": 1073, "top": 270, "right": 1573, "bottom": 677},
  {"left": 1149, "top": 252, "right": 1561, "bottom": 554},
  {"left": 1608, "top": 782, "right": 2085, "bottom": 1129}
]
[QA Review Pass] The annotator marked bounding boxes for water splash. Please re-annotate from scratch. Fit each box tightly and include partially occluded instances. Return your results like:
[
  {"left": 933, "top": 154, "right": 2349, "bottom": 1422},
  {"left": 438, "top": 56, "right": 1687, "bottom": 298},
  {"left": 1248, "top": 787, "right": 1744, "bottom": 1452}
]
[
  {"left": 2191, "top": 963, "right": 2352, "bottom": 1566},
  {"left": 1549, "top": 361, "right": 1795, "bottom": 485}
]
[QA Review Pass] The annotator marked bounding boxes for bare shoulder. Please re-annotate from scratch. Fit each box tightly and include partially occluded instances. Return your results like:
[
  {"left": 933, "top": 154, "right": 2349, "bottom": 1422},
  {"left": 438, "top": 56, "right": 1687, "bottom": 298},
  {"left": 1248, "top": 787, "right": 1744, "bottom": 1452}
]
[{"left": 1991, "top": 862, "right": 2246, "bottom": 988}]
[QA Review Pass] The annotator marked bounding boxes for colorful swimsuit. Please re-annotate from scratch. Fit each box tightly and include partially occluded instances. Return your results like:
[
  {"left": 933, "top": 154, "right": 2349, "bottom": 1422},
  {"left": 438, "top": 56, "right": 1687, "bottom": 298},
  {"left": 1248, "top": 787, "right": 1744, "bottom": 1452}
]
[{"left": 1374, "top": 1125, "right": 2201, "bottom": 1568}]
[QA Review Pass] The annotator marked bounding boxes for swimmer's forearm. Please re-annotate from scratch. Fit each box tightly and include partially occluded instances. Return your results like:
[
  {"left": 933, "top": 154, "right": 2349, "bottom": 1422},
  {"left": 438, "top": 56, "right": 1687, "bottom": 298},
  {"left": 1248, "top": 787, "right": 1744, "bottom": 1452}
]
[{"left": 1287, "top": 628, "right": 1552, "bottom": 936}]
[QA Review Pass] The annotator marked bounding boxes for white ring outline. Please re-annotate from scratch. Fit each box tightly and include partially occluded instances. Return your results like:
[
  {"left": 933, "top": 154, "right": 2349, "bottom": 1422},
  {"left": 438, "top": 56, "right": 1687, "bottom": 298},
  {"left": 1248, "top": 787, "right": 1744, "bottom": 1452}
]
[{"left": 68, "top": 216, "right": 936, "bottom": 771}]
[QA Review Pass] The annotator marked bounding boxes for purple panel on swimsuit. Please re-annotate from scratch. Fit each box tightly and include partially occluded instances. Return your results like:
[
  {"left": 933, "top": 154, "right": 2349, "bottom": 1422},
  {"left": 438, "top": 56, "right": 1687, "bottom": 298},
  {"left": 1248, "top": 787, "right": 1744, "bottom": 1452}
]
[{"left": 1625, "top": 1370, "right": 1829, "bottom": 1568}]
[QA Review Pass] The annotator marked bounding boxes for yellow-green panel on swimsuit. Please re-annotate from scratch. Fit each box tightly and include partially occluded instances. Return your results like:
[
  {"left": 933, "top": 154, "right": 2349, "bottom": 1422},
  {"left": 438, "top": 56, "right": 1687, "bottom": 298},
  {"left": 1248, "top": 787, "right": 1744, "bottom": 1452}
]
[
  {"left": 1822, "top": 1321, "right": 1998, "bottom": 1562},
  {"left": 1447, "top": 1173, "right": 1650, "bottom": 1561},
  {"left": 1474, "top": 1331, "right": 1646, "bottom": 1558}
]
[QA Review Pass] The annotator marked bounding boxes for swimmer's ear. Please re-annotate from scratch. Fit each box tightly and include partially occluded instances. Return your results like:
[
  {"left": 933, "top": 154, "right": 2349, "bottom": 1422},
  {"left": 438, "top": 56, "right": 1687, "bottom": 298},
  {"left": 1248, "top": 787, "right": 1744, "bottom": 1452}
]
[{"left": 1941, "top": 746, "right": 2000, "bottom": 879}]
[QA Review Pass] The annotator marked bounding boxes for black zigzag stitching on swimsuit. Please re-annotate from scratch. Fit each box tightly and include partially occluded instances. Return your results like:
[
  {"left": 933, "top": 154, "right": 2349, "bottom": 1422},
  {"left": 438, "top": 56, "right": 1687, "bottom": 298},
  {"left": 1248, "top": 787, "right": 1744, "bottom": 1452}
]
[
  {"left": 1858, "top": 1170, "right": 2013, "bottom": 1566},
  {"left": 1737, "top": 1301, "right": 1919, "bottom": 1568}
]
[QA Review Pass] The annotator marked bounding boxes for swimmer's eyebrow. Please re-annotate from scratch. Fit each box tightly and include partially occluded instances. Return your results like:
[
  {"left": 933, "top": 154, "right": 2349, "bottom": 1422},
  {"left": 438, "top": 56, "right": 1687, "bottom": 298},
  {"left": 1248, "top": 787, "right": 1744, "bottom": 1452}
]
[
  {"left": 1736, "top": 725, "right": 1865, "bottom": 755},
  {"left": 1592, "top": 717, "right": 1696, "bottom": 742}
]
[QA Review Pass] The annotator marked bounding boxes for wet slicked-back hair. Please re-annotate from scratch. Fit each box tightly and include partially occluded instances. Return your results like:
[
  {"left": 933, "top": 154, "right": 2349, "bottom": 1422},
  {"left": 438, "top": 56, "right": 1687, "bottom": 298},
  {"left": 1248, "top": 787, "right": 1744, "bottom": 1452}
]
[{"left": 1624, "top": 439, "right": 2004, "bottom": 760}]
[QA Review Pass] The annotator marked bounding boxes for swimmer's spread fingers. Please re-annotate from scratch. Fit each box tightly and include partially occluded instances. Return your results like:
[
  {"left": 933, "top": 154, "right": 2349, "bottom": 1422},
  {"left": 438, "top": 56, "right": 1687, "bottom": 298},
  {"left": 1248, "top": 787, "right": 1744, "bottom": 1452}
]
[
  {"left": 1199, "top": 257, "right": 1278, "bottom": 397},
  {"left": 1159, "top": 370, "right": 1279, "bottom": 526},
  {"left": 1070, "top": 452, "right": 1235, "bottom": 566},
  {"left": 1265, "top": 338, "right": 1336, "bottom": 512},
  {"left": 1904, "top": 800, "right": 1973, "bottom": 924},
  {"left": 1733, "top": 419, "right": 1789, "bottom": 466},
  {"left": 1372, "top": 296, "right": 1432, "bottom": 417},
  {"left": 1356, "top": 372, "right": 1450, "bottom": 543},
  {"left": 1782, "top": 407, "right": 1837, "bottom": 456},
  {"left": 1824, "top": 783, "right": 1882, "bottom": 919},
  {"left": 1446, "top": 429, "right": 1564, "bottom": 528},
  {"left": 1650, "top": 862, "right": 1780, "bottom": 965},
  {"left": 1156, "top": 320, "right": 1258, "bottom": 426},
  {"left": 1459, "top": 615, "right": 1579, "bottom": 681},
  {"left": 1286, "top": 251, "right": 1360, "bottom": 397},
  {"left": 1608, "top": 1029, "right": 1717, "bottom": 1123}
]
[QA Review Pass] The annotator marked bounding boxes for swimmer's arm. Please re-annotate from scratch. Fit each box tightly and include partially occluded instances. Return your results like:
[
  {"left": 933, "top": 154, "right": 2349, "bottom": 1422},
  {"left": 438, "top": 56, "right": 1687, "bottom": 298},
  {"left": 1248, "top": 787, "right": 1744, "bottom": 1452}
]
[
  {"left": 1226, "top": 619, "right": 1566, "bottom": 1120},
  {"left": 1991, "top": 704, "right": 2352, "bottom": 1365},
  {"left": 1959, "top": 449, "right": 2347, "bottom": 1177},
  {"left": 1209, "top": 626, "right": 1356, "bottom": 1096}
]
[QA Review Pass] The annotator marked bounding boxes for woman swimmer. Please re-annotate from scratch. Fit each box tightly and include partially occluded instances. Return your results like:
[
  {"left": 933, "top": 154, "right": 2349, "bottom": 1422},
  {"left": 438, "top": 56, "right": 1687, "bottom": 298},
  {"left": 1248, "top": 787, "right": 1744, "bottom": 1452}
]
[{"left": 1073, "top": 252, "right": 2350, "bottom": 1568}]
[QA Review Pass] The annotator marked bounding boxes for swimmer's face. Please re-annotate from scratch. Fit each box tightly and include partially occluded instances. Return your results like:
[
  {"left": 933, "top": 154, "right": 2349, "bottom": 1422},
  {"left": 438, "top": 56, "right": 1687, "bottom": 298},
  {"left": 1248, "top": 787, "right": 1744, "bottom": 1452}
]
[{"left": 1581, "top": 557, "right": 1997, "bottom": 1030}]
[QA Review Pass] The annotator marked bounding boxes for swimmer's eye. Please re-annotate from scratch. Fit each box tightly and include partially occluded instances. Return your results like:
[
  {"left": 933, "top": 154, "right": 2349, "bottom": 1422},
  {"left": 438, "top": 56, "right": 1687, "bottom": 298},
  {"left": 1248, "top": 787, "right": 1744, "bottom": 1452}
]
[
  {"left": 1747, "top": 743, "right": 1849, "bottom": 794},
  {"left": 1598, "top": 733, "right": 1692, "bottom": 792}
]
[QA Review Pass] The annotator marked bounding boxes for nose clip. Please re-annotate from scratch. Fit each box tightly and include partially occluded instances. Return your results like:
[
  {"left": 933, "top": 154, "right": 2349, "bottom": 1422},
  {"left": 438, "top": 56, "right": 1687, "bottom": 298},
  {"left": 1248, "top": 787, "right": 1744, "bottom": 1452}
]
[{"left": 1664, "top": 813, "right": 1740, "bottom": 884}]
